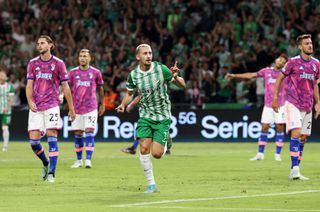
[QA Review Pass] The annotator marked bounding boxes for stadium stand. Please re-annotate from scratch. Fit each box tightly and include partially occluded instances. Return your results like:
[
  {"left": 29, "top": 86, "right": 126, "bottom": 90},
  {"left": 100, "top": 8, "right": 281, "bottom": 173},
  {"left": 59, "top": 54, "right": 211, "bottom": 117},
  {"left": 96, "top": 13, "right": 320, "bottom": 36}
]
[{"left": 0, "top": 0, "right": 319, "bottom": 109}]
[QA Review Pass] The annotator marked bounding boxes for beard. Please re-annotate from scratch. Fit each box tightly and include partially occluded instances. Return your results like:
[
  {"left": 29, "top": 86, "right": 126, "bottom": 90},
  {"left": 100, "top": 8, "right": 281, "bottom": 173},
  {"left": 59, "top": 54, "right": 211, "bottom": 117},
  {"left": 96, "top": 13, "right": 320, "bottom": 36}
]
[
  {"left": 39, "top": 48, "right": 49, "bottom": 55},
  {"left": 303, "top": 49, "right": 313, "bottom": 55},
  {"left": 143, "top": 60, "right": 152, "bottom": 68}
]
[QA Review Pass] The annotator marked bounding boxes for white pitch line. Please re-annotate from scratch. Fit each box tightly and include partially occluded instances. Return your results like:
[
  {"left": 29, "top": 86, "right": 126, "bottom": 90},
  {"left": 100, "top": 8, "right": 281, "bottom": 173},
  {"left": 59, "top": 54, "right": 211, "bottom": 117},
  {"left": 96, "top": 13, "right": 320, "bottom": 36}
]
[
  {"left": 137, "top": 206, "right": 320, "bottom": 212},
  {"left": 111, "top": 190, "right": 320, "bottom": 208}
]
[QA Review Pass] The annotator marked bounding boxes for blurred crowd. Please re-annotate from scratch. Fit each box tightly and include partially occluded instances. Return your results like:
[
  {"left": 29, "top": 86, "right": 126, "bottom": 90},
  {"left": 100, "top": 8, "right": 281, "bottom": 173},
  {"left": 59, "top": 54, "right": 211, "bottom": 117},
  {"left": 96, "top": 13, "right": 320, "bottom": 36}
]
[{"left": 1, "top": 0, "right": 320, "bottom": 110}]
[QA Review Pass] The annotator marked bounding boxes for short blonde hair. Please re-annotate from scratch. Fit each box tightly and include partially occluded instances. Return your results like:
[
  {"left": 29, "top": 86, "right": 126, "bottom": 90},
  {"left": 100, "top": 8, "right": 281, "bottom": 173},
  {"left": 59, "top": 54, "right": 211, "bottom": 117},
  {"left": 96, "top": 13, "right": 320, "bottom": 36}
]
[{"left": 135, "top": 44, "right": 151, "bottom": 54}]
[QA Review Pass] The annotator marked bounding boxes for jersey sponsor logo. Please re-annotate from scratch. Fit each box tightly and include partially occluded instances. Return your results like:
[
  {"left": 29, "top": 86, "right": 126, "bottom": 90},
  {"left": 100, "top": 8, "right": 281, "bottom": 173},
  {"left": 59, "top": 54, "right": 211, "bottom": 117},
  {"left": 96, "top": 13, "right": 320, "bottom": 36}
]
[
  {"left": 300, "top": 72, "right": 314, "bottom": 80},
  {"left": 36, "top": 72, "right": 52, "bottom": 80},
  {"left": 139, "top": 84, "right": 161, "bottom": 94},
  {"left": 77, "top": 80, "right": 91, "bottom": 87}
]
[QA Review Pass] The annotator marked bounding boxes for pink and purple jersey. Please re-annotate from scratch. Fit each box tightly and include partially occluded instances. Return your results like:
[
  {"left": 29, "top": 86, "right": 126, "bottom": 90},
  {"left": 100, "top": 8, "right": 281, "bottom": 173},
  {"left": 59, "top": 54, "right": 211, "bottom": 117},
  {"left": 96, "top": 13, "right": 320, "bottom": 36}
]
[
  {"left": 68, "top": 66, "right": 104, "bottom": 114},
  {"left": 27, "top": 56, "right": 68, "bottom": 111},
  {"left": 281, "top": 55, "right": 320, "bottom": 112},
  {"left": 257, "top": 67, "right": 286, "bottom": 107}
]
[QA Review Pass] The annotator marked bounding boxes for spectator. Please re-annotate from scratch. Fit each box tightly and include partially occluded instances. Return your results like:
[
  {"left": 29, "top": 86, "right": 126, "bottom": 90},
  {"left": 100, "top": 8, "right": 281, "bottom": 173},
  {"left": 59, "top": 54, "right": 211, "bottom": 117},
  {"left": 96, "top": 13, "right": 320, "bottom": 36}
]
[
  {"left": 214, "top": 66, "right": 233, "bottom": 103},
  {"left": 0, "top": 0, "right": 319, "bottom": 108},
  {"left": 104, "top": 85, "right": 118, "bottom": 110}
]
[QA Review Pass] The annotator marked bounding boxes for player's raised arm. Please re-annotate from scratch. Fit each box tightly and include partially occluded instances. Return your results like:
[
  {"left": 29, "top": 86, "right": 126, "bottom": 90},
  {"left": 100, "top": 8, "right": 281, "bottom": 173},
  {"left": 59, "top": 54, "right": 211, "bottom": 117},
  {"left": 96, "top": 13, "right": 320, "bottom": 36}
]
[
  {"left": 170, "top": 61, "right": 186, "bottom": 88},
  {"left": 272, "top": 73, "right": 285, "bottom": 112}
]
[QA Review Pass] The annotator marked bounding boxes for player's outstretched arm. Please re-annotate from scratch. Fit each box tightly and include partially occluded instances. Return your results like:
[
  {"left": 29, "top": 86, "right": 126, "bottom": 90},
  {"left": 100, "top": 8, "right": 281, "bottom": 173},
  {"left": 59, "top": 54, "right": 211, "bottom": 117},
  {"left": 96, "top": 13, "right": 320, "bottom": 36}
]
[
  {"left": 61, "top": 81, "right": 76, "bottom": 121},
  {"left": 26, "top": 80, "right": 37, "bottom": 112},
  {"left": 170, "top": 61, "right": 186, "bottom": 89},
  {"left": 272, "top": 73, "right": 285, "bottom": 113},
  {"left": 116, "top": 90, "right": 134, "bottom": 113},
  {"left": 225, "top": 73, "right": 257, "bottom": 80}
]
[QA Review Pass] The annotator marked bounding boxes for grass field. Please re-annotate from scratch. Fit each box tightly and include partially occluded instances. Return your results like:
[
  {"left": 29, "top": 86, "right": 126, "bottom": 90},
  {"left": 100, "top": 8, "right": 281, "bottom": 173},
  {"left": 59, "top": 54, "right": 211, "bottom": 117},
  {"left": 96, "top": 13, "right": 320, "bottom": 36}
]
[{"left": 0, "top": 142, "right": 320, "bottom": 212}]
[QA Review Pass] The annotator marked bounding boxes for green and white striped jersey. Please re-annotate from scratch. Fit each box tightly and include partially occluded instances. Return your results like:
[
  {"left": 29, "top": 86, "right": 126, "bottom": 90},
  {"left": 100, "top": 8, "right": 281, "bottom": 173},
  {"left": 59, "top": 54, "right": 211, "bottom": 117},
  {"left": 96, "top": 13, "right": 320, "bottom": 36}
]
[
  {"left": 0, "top": 82, "right": 14, "bottom": 114},
  {"left": 127, "top": 61, "right": 173, "bottom": 121}
]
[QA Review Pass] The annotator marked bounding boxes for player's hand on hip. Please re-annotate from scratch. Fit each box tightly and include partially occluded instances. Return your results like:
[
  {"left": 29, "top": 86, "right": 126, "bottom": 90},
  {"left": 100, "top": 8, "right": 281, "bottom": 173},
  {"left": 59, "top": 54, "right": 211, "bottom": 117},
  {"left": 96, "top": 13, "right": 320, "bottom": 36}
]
[
  {"left": 98, "top": 104, "right": 105, "bottom": 116},
  {"left": 272, "top": 100, "right": 279, "bottom": 113},
  {"left": 115, "top": 104, "right": 125, "bottom": 113},
  {"left": 68, "top": 108, "right": 76, "bottom": 121},
  {"left": 28, "top": 101, "right": 37, "bottom": 112}
]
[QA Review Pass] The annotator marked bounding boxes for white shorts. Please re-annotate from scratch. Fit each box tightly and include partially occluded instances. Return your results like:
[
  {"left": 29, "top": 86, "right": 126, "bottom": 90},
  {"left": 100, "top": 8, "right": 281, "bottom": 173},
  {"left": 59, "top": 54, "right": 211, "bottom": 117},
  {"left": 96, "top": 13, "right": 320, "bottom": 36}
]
[
  {"left": 261, "top": 106, "right": 285, "bottom": 124},
  {"left": 28, "top": 106, "right": 62, "bottom": 132},
  {"left": 71, "top": 110, "right": 98, "bottom": 131},
  {"left": 284, "top": 101, "right": 312, "bottom": 135}
]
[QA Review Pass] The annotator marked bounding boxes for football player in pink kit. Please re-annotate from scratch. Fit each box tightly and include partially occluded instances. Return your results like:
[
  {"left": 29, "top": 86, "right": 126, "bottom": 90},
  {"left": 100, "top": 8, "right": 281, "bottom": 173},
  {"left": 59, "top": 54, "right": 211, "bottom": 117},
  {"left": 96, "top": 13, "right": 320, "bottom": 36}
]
[
  {"left": 26, "top": 35, "right": 75, "bottom": 183},
  {"left": 273, "top": 34, "right": 320, "bottom": 180},
  {"left": 226, "top": 55, "right": 288, "bottom": 161},
  {"left": 68, "top": 49, "right": 105, "bottom": 169}
]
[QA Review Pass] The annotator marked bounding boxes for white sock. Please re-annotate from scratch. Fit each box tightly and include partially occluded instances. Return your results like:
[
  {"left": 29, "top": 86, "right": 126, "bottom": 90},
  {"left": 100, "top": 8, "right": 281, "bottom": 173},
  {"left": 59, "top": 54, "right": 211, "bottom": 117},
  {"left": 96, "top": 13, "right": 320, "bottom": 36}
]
[
  {"left": 2, "top": 126, "right": 9, "bottom": 148},
  {"left": 139, "top": 153, "right": 155, "bottom": 185},
  {"left": 292, "top": 166, "right": 299, "bottom": 171}
]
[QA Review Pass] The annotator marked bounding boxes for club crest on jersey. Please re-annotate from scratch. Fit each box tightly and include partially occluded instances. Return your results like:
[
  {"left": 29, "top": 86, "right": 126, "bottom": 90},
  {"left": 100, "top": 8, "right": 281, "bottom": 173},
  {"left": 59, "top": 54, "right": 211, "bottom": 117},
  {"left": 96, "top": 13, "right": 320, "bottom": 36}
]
[
  {"left": 35, "top": 67, "right": 40, "bottom": 71},
  {"left": 312, "top": 64, "right": 317, "bottom": 72},
  {"left": 76, "top": 75, "right": 80, "bottom": 79},
  {"left": 299, "top": 66, "right": 304, "bottom": 70},
  {"left": 51, "top": 64, "right": 55, "bottom": 71},
  {"left": 89, "top": 73, "right": 93, "bottom": 79}
]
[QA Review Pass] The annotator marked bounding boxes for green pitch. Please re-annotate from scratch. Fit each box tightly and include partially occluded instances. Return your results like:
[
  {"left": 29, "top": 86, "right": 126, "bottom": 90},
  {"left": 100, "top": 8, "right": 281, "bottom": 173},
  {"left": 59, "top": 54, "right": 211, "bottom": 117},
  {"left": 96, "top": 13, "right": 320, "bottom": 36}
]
[{"left": 0, "top": 142, "right": 320, "bottom": 212}]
